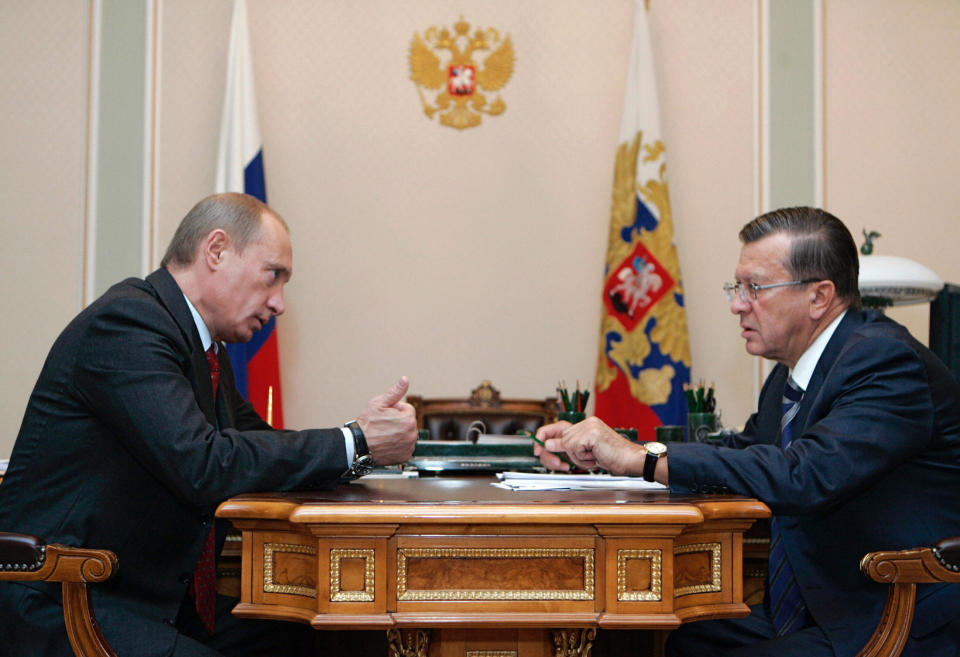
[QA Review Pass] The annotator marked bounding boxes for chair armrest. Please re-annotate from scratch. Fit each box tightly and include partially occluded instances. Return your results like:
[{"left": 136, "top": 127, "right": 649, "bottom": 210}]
[
  {"left": 0, "top": 532, "right": 116, "bottom": 584},
  {"left": 860, "top": 536, "right": 960, "bottom": 585},
  {"left": 0, "top": 532, "right": 118, "bottom": 657}
]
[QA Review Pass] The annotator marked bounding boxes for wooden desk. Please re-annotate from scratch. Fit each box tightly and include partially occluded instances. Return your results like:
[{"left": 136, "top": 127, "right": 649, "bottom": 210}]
[{"left": 217, "top": 477, "right": 769, "bottom": 657}]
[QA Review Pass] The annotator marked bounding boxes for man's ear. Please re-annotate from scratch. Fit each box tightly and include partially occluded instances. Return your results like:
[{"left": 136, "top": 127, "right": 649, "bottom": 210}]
[
  {"left": 202, "top": 229, "right": 230, "bottom": 270},
  {"left": 808, "top": 279, "right": 836, "bottom": 320}
]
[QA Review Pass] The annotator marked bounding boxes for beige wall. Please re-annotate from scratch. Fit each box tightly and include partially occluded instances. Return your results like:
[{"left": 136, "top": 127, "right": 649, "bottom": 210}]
[
  {"left": 0, "top": 2, "right": 87, "bottom": 447},
  {"left": 826, "top": 1, "right": 960, "bottom": 339},
  {"left": 1, "top": 1, "right": 958, "bottom": 457}
]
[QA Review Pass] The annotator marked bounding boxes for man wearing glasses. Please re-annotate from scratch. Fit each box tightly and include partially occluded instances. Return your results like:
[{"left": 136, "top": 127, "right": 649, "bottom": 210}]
[{"left": 535, "top": 207, "right": 960, "bottom": 656}]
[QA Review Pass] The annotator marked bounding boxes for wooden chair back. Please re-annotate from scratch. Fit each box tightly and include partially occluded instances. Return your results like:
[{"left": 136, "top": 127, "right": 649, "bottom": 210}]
[{"left": 408, "top": 380, "right": 558, "bottom": 440}]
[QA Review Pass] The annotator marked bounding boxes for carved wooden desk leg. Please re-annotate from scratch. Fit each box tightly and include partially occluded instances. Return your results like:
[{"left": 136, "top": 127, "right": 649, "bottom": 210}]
[
  {"left": 551, "top": 629, "right": 597, "bottom": 657},
  {"left": 387, "top": 629, "right": 432, "bottom": 657}
]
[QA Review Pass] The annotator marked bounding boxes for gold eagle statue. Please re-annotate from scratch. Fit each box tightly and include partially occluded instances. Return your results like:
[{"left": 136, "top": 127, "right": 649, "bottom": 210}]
[{"left": 409, "top": 17, "right": 515, "bottom": 130}]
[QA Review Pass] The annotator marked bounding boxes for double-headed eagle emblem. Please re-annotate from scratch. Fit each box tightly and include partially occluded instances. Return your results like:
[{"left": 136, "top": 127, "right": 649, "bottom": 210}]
[{"left": 409, "top": 17, "right": 515, "bottom": 130}]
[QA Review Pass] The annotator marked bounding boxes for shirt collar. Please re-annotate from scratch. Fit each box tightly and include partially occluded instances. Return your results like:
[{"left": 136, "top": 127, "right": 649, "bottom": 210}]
[
  {"left": 182, "top": 294, "right": 214, "bottom": 353},
  {"left": 790, "top": 310, "right": 846, "bottom": 390}
]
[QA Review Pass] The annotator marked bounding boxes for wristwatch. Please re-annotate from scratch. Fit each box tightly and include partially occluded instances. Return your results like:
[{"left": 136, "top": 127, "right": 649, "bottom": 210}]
[
  {"left": 345, "top": 420, "right": 376, "bottom": 478},
  {"left": 642, "top": 441, "right": 667, "bottom": 482}
]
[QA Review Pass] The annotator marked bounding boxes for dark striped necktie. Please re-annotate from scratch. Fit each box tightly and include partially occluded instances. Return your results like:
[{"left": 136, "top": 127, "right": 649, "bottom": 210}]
[{"left": 768, "top": 377, "right": 808, "bottom": 636}]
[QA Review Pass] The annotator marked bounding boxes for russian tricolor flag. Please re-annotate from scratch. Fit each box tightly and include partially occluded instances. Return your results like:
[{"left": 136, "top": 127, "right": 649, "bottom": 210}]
[{"left": 214, "top": 0, "right": 284, "bottom": 428}]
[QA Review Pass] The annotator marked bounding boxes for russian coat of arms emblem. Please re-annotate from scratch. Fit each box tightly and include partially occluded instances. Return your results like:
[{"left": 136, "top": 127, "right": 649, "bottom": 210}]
[
  {"left": 409, "top": 17, "right": 515, "bottom": 130},
  {"left": 603, "top": 242, "right": 675, "bottom": 332}
]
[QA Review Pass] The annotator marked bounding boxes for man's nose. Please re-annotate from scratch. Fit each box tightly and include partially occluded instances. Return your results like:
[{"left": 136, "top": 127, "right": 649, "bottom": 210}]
[
  {"left": 729, "top": 293, "right": 750, "bottom": 315},
  {"left": 268, "top": 287, "right": 285, "bottom": 316}
]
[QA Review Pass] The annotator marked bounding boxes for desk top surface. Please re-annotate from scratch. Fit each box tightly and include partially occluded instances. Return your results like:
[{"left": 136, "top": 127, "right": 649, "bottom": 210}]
[{"left": 217, "top": 477, "right": 769, "bottom": 526}]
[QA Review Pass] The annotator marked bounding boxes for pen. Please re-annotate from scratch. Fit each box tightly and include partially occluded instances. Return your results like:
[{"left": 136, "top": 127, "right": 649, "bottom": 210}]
[
  {"left": 558, "top": 382, "right": 572, "bottom": 412},
  {"left": 525, "top": 431, "right": 576, "bottom": 469}
]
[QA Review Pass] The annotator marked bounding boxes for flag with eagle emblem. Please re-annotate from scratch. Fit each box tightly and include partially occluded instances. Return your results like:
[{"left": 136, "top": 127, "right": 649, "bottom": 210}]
[{"left": 594, "top": 0, "right": 691, "bottom": 438}]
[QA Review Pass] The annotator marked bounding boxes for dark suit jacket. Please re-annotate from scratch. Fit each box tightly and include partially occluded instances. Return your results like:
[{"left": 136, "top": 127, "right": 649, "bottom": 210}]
[
  {"left": 668, "top": 309, "right": 960, "bottom": 655},
  {"left": 0, "top": 269, "right": 348, "bottom": 656}
]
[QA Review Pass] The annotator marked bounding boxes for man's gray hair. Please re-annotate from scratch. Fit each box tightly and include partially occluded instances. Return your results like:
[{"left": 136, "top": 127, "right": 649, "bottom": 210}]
[
  {"left": 160, "top": 193, "right": 288, "bottom": 269},
  {"left": 739, "top": 206, "right": 861, "bottom": 309}
]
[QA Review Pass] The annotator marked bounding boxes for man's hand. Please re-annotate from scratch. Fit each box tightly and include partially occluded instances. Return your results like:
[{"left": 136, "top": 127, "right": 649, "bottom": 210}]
[
  {"left": 536, "top": 416, "right": 646, "bottom": 476},
  {"left": 356, "top": 376, "right": 418, "bottom": 466},
  {"left": 533, "top": 421, "right": 573, "bottom": 471}
]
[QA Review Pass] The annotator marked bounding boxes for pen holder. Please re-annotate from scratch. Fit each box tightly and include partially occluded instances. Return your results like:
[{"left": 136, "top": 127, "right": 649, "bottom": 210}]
[
  {"left": 614, "top": 427, "right": 638, "bottom": 442},
  {"left": 417, "top": 429, "right": 431, "bottom": 441},
  {"left": 687, "top": 412, "right": 717, "bottom": 442},
  {"left": 655, "top": 425, "right": 684, "bottom": 443},
  {"left": 558, "top": 411, "right": 586, "bottom": 424}
]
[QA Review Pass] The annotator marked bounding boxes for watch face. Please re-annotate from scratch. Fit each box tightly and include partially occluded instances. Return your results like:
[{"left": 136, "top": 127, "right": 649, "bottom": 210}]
[
  {"left": 646, "top": 441, "right": 668, "bottom": 456},
  {"left": 353, "top": 454, "right": 376, "bottom": 477}
]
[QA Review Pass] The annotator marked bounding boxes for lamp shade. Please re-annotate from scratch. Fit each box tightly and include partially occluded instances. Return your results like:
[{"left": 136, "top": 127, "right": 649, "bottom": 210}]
[{"left": 858, "top": 254, "right": 943, "bottom": 306}]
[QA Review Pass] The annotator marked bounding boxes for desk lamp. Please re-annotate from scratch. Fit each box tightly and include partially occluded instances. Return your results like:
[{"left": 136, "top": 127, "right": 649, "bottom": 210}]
[{"left": 858, "top": 230, "right": 943, "bottom": 309}]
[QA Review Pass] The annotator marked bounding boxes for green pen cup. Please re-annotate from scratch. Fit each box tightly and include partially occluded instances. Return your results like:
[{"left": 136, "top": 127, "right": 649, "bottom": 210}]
[
  {"left": 614, "top": 427, "right": 639, "bottom": 442},
  {"left": 655, "top": 425, "right": 684, "bottom": 443},
  {"left": 687, "top": 412, "right": 717, "bottom": 442},
  {"left": 558, "top": 411, "right": 586, "bottom": 424}
]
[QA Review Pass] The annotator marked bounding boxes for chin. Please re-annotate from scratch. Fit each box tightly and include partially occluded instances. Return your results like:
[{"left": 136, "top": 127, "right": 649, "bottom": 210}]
[
  {"left": 226, "top": 330, "right": 255, "bottom": 344},
  {"left": 743, "top": 342, "right": 764, "bottom": 357}
]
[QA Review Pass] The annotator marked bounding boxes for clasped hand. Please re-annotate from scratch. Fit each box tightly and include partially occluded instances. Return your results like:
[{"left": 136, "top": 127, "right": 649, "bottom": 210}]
[
  {"left": 356, "top": 376, "right": 418, "bottom": 465},
  {"left": 533, "top": 416, "right": 646, "bottom": 476}
]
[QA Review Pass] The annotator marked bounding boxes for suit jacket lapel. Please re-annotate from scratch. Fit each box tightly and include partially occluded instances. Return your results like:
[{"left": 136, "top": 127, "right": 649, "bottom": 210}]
[
  {"left": 145, "top": 269, "right": 218, "bottom": 426},
  {"left": 757, "top": 364, "right": 789, "bottom": 444},
  {"left": 795, "top": 310, "right": 865, "bottom": 432},
  {"left": 213, "top": 345, "right": 237, "bottom": 430}
]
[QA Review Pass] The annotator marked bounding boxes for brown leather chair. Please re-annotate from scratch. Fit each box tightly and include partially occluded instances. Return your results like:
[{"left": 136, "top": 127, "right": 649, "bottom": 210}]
[
  {"left": 408, "top": 380, "right": 558, "bottom": 441},
  {"left": 856, "top": 536, "right": 960, "bottom": 657},
  {"left": 0, "top": 532, "right": 118, "bottom": 657}
]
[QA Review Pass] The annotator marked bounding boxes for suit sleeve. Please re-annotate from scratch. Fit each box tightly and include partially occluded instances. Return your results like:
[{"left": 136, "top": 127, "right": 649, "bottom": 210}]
[
  {"left": 71, "top": 295, "right": 347, "bottom": 511},
  {"left": 668, "top": 333, "right": 935, "bottom": 515}
]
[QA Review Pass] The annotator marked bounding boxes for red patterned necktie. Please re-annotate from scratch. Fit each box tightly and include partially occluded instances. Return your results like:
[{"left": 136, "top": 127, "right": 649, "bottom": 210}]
[{"left": 189, "top": 346, "right": 220, "bottom": 634}]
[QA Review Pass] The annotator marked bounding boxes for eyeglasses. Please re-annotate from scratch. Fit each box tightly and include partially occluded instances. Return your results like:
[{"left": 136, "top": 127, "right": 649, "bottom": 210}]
[{"left": 722, "top": 279, "right": 818, "bottom": 303}]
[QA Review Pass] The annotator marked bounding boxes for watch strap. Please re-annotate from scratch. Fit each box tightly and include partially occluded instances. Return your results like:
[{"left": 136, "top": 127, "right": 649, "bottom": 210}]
[
  {"left": 344, "top": 420, "right": 369, "bottom": 457},
  {"left": 642, "top": 450, "right": 659, "bottom": 482}
]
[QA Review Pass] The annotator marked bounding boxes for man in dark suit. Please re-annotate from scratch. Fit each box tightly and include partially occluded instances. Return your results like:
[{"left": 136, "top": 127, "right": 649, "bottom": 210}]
[
  {"left": 0, "top": 193, "right": 418, "bottom": 656},
  {"left": 536, "top": 207, "right": 960, "bottom": 656}
]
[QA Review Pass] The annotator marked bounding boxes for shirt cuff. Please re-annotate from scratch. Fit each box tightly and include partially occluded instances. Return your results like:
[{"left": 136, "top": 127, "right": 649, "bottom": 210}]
[{"left": 341, "top": 426, "right": 354, "bottom": 468}]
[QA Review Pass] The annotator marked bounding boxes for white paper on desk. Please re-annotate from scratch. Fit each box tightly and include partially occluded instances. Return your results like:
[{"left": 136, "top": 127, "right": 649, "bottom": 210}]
[
  {"left": 494, "top": 471, "right": 666, "bottom": 491},
  {"left": 355, "top": 469, "right": 419, "bottom": 480}
]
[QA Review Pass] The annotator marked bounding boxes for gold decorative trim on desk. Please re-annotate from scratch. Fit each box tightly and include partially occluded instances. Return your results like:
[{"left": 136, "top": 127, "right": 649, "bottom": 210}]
[
  {"left": 616, "top": 548, "right": 663, "bottom": 601},
  {"left": 553, "top": 628, "right": 598, "bottom": 657},
  {"left": 674, "top": 542, "right": 722, "bottom": 596},
  {"left": 263, "top": 542, "right": 317, "bottom": 597},
  {"left": 387, "top": 629, "right": 431, "bottom": 657},
  {"left": 397, "top": 546, "right": 594, "bottom": 601},
  {"left": 330, "top": 548, "right": 375, "bottom": 602}
]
